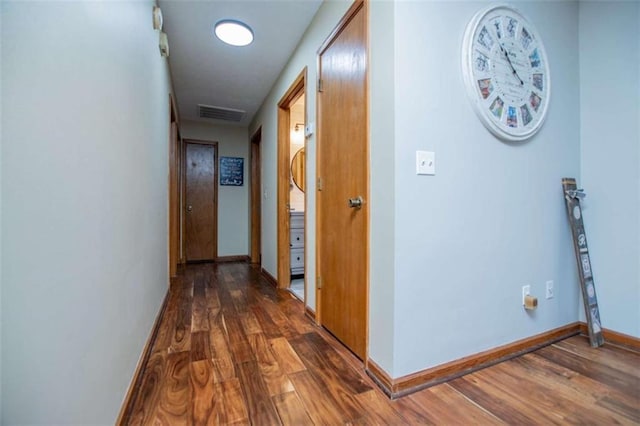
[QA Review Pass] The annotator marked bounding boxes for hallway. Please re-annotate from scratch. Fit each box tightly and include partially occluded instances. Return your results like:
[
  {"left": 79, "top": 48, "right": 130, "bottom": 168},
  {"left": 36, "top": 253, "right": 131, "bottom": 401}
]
[{"left": 122, "top": 263, "right": 639, "bottom": 425}]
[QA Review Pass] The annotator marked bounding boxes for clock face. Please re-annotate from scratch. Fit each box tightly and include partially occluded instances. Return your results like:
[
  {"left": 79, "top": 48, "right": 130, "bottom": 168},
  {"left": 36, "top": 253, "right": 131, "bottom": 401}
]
[{"left": 462, "top": 5, "right": 550, "bottom": 141}]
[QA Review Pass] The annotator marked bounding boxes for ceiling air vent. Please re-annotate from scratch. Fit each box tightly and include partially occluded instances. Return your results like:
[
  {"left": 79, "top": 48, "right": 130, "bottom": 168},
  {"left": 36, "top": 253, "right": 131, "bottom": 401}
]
[{"left": 198, "top": 104, "right": 245, "bottom": 122}]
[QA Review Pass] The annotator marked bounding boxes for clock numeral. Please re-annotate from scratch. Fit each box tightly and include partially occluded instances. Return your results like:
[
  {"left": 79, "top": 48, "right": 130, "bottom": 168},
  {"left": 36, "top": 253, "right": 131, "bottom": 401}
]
[
  {"left": 507, "top": 106, "right": 518, "bottom": 128},
  {"left": 478, "top": 78, "right": 493, "bottom": 99},
  {"left": 490, "top": 97, "right": 504, "bottom": 119},
  {"left": 521, "top": 104, "right": 533, "bottom": 126},
  {"left": 506, "top": 18, "right": 518, "bottom": 38},
  {"left": 530, "top": 92, "right": 542, "bottom": 112},
  {"left": 477, "top": 26, "right": 494, "bottom": 51},
  {"left": 529, "top": 49, "right": 541, "bottom": 68},
  {"left": 533, "top": 73, "right": 544, "bottom": 91},
  {"left": 475, "top": 51, "right": 490, "bottom": 72},
  {"left": 492, "top": 18, "right": 503, "bottom": 39},
  {"left": 520, "top": 27, "right": 533, "bottom": 50}
]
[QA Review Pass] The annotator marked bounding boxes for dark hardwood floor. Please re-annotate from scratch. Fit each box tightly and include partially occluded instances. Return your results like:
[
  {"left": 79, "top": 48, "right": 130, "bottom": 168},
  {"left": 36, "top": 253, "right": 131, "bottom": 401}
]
[{"left": 123, "top": 262, "right": 640, "bottom": 425}]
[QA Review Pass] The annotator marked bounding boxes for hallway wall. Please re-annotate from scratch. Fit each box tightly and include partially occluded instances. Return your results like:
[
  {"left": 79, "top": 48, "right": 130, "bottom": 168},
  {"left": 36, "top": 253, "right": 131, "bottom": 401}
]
[
  {"left": 180, "top": 121, "right": 250, "bottom": 257},
  {"left": 1, "top": 2, "right": 172, "bottom": 423},
  {"left": 579, "top": 1, "right": 640, "bottom": 337},
  {"left": 389, "top": 0, "right": 581, "bottom": 378},
  {"left": 0, "top": 10, "right": 3, "bottom": 420}
]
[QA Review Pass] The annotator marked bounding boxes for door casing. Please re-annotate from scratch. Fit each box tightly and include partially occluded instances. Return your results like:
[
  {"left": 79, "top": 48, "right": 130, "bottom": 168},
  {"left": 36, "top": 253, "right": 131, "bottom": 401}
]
[{"left": 277, "top": 68, "right": 307, "bottom": 289}]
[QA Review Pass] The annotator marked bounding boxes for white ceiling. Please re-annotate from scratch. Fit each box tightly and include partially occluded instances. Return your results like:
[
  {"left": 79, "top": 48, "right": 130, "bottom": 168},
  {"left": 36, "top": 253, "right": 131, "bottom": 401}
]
[{"left": 159, "top": 0, "right": 323, "bottom": 127}]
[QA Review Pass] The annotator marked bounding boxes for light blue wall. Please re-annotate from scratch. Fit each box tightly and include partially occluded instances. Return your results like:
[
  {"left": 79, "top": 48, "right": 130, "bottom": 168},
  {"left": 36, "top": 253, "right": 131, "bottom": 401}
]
[
  {"left": 369, "top": 0, "right": 397, "bottom": 375},
  {"left": 579, "top": 2, "right": 640, "bottom": 337},
  {"left": 1, "top": 2, "right": 171, "bottom": 423},
  {"left": 0, "top": 7, "right": 3, "bottom": 420},
  {"left": 388, "top": 1, "right": 581, "bottom": 377}
]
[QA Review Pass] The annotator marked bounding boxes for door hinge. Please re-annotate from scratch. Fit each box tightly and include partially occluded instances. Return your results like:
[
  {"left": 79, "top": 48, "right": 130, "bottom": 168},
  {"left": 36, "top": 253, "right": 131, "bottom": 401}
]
[
  {"left": 317, "top": 276, "right": 322, "bottom": 289},
  {"left": 318, "top": 79, "right": 324, "bottom": 92},
  {"left": 317, "top": 177, "right": 323, "bottom": 191}
]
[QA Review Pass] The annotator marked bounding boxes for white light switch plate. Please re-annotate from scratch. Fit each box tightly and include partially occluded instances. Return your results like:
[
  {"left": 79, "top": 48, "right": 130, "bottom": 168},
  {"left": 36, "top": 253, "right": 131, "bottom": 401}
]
[{"left": 416, "top": 151, "right": 435, "bottom": 175}]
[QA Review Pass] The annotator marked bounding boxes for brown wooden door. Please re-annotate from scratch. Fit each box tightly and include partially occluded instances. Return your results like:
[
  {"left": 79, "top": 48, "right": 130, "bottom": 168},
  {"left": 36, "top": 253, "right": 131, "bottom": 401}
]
[
  {"left": 317, "top": 1, "right": 368, "bottom": 360},
  {"left": 185, "top": 142, "right": 218, "bottom": 262}
]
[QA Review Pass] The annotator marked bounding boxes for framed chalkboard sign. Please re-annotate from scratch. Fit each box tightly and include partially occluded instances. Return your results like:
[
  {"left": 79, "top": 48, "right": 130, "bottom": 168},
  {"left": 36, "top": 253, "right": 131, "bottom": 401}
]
[{"left": 220, "top": 157, "right": 244, "bottom": 186}]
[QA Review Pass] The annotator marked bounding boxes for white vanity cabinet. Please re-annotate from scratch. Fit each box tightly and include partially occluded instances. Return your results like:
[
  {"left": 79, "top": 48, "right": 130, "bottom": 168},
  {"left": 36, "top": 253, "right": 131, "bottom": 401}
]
[{"left": 290, "top": 211, "right": 304, "bottom": 276}]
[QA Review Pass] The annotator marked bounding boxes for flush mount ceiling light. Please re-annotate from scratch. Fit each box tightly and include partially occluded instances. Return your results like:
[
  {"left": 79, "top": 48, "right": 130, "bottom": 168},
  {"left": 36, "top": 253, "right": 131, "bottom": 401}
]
[{"left": 214, "top": 20, "right": 254, "bottom": 46}]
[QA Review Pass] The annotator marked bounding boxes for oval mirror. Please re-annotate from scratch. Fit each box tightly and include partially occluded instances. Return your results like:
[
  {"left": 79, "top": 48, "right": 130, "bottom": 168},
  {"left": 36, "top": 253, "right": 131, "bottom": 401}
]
[{"left": 291, "top": 147, "right": 305, "bottom": 192}]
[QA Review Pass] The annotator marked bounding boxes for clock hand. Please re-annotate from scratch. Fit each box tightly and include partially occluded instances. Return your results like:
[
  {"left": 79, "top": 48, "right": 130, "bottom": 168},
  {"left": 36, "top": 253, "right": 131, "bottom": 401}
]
[{"left": 499, "top": 44, "right": 524, "bottom": 85}]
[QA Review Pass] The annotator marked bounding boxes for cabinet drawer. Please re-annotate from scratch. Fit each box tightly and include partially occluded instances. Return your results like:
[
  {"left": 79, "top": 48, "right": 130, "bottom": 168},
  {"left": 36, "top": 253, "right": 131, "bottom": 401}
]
[
  {"left": 290, "top": 248, "right": 304, "bottom": 268},
  {"left": 290, "top": 229, "right": 304, "bottom": 248}
]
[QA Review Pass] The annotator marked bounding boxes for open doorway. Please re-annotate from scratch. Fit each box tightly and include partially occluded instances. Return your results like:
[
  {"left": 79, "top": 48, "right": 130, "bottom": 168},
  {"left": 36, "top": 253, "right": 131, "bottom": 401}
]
[
  {"left": 250, "top": 127, "right": 262, "bottom": 265},
  {"left": 289, "top": 95, "right": 306, "bottom": 300},
  {"left": 277, "top": 68, "right": 306, "bottom": 294}
]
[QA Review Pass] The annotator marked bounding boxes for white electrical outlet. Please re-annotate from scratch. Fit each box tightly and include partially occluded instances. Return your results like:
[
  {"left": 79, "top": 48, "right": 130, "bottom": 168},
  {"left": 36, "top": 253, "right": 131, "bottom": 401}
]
[
  {"left": 522, "top": 285, "right": 530, "bottom": 306},
  {"left": 546, "top": 280, "right": 554, "bottom": 299},
  {"left": 416, "top": 151, "right": 435, "bottom": 175}
]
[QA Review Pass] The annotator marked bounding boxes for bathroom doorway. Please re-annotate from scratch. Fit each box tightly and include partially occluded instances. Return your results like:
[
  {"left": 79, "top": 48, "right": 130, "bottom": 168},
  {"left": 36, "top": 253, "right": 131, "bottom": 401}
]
[
  {"left": 289, "top": 94, "right": 306, "bottom": 300},
  {"left": 276, "top": 68, "right": 306, "bottom": 299}
]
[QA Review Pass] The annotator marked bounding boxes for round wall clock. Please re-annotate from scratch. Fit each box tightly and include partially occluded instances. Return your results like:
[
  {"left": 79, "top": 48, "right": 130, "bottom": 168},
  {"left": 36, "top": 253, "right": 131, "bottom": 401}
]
[{"left": 462, "top": 5, "right": 550, "bottom": 141}]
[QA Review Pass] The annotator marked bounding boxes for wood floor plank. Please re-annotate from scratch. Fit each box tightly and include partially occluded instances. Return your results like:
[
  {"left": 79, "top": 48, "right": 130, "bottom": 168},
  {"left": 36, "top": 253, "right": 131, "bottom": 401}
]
[
  {"left": 191, "top": 274, "right": 209, "bottom": 332},
  {"left": 205, "top": 287, "right": 221, "bottom": 311},
  {"left": 239, "top": 310, "right": 263, "bottom": 335},
  {"left": 190, "top": 360, "right": 216, "bottom": 425},
  {"left": 236, "top": 360, "right": 282, "bottom": 425},
  {"left": 411, "top": 383, "right": 505, "bottom": 425},
  {"left": 351, "top": 389, "right": 416, "bottom": 425},
  {"left": 208, "top": 309, "right": 232, "bottom": 360},
  {"left": 452, "top": 362, "right": 591, "bottom": 425},
  {"left": 221, "top": 312, "right": 255, "bottom": 363},
  {"left": 211, "top": 357, "right": 236, "bottom": 384},
  {"left": 153, "top": 351, "right": 191, "bottom": 425},
  {"left": 169, "top": 287, "right": 192, "bottom": 354},
  {"left": 516, "top": 353, "right": 640, "bottom": 423},
  {"left": 536, "top": 344, "right": 640, "bottom": 396},
  {"left": 553, "top": 336, "right": 640, "bottom": 378},
  {"left": 291, "top": 332, "right": 371, "bottom": 395},
  {"left": 488, "top": 353, "right": 634, "bottom": 424},
  {"left": 125, "top": 263, "right": 640, "bottom": 425},
  {"left": 259, "top": 296, "right": 298, "bottom": 339},
  {"left": 248, "top": 333, "right": 294, "bottom": 396},
  {"left": 190, "top": 331, "right": 212, "bottom": 362},
  {"left": 213, "top": 378, "right": 249, "bottom": 424},
  {"left": 152, "top": 291, "right": 180, "bottom": 354},
  {"left": 127, "top": 351, "right": 166, "bottom": 425},
  {"left": 230, "top": 288, "right": 249, "bottom": 314},
  {"left": 384, "top": 392, "right": 438, "bottom": 425},
  {"left": 280, "top": 297, "right": 317, "bottom": 335},
  {"left": 269, "top": 337, "right": 306, "bottom": 374},
  {"left": 289, "top": 334, "right": 369, "bottom": 421},
  {"left": 289, "top": 371, "right": 346, "bottom": 425},
  {"left": 272, "top": 391, "right": 314, "bottom": 426},
  {"left": 251, "top": 304, "right": 283, "bottom": 339}
]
